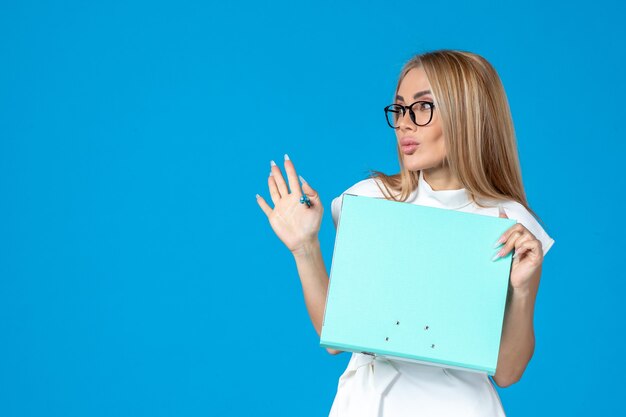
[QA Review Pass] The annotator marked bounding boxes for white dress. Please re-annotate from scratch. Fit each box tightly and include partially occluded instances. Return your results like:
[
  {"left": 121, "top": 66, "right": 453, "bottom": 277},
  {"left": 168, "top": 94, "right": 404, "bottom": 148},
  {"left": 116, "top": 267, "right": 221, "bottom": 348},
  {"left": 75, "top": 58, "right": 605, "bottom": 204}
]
[{"left": 327, "top": 170, "right": 555, "bottom": 417}]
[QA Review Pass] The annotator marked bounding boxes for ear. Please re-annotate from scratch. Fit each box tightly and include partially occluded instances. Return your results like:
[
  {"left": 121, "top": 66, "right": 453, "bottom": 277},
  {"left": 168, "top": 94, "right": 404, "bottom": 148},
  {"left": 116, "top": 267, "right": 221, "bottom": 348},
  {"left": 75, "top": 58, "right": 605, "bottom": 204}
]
[{"left": 498, "top": 204, "right": 508, "bottom": 218}]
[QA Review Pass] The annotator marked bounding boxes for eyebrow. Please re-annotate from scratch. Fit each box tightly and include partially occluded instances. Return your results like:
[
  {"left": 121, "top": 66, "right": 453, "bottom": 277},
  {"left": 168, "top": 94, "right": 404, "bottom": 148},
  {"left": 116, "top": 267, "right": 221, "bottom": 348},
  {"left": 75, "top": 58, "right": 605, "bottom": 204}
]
[{"left": 396, "top": 90, "right": 432, "bottom": 102}]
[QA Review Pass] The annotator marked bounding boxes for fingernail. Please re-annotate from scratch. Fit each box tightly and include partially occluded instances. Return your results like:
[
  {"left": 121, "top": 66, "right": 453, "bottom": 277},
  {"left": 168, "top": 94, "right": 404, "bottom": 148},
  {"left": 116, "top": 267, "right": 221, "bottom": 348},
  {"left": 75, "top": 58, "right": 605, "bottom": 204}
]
[
  {"left": 299, "top": 175, "right": 306, "bottom": 183},
  {"left": 491, "top": 249, "right": 503, "bottom": 262},
  {"left": 270, "top": 160, "right": 276, "bottom": 167},
  {"left": 256, "top": 193, "right": 260, "bottom": 199},
  {"left": 269, "top": 171, "right": 273, "bottom": 177},
  {"left": 493, "top": 236, "right": 504, "bottom": 248},
  {"left": 284, "top": 153, "right": 290, "bottom": 161},
  {"left": 513, "top": 251, "right": 518, "bottom": 259}
]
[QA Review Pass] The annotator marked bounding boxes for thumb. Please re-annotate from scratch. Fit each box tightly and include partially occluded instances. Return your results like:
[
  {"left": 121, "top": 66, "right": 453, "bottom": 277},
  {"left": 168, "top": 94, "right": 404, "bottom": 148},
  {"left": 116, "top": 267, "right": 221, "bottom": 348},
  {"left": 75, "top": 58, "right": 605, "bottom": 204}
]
[
  {"left": 299, "top": 175, "right": 320, "bottom": 202},
  {"left": 498, "top": 204, "right": 508, "bottom": 218}
]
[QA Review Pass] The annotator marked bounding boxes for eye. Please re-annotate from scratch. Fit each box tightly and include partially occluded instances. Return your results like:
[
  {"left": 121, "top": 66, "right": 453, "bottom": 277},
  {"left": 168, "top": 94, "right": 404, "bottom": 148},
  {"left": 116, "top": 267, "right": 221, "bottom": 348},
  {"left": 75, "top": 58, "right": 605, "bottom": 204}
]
[
  {"left": 416, "top": 102, "right": 434, "bottom": 111},
  {"left": 388, "top": 104, "right": 403, "bottom": 114}
]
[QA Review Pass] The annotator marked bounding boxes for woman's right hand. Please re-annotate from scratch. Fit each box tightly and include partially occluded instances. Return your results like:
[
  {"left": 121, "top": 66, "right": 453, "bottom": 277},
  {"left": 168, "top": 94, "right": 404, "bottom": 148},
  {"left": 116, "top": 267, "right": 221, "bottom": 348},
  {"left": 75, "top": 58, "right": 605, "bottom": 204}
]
[{"left": 256, "top": 155, "right": 323, "bottom": 254}]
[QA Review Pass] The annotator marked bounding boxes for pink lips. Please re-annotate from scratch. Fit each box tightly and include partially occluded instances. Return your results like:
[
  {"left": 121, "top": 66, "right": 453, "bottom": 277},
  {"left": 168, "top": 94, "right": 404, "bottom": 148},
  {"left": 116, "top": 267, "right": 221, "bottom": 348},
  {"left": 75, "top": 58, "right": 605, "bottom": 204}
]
[
  {"left": 400, "top": 137, "right": 419, "bottom": 154},
  {"left": 400, "top": 137, "right": 419, "bottom": 146}
]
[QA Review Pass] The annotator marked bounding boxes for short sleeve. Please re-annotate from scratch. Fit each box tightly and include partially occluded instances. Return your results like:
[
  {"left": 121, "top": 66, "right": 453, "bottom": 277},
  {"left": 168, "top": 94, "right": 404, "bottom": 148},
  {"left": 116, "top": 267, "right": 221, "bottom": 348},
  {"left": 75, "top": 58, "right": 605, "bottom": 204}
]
[
  {"left": 331, "top": 195, "right": 342, "bottom": 230},
  {"left": 330, "top": 178, "right": 384, "bottom": 230},
  {"left": 500, "top": 201, "right": 555, "bottom": 256}
]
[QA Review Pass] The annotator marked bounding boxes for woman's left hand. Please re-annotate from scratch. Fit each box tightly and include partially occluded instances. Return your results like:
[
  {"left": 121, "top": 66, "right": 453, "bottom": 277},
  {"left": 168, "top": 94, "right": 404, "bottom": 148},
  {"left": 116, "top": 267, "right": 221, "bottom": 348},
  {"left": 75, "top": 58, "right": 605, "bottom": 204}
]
[{"left": 493, "top": 206, "right": 543, "bottom": 291}]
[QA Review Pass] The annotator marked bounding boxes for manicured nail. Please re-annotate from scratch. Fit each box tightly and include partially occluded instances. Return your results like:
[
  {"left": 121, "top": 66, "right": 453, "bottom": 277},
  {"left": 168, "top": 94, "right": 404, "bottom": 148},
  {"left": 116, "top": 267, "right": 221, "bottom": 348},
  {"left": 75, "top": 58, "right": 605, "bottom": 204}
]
[
  {"left": 513, "top": 251, "right": 519, "bottom": 259},
  {"left": 269, "top": 171, "right": 273, "bottom": 177},
  {"left": 284, "top": 153, "right": 290, "bottom": 161},
  {"left": 493, "top": 236, "right": 504, "bottom": 248},
  {"left": 255, "top": 193, "right": 260, "bottom": 199},
  {"left": 270, "top": 160, "right": 276, "bottom": 167},
  {"left": 491, "top": 249, "right": 503, "bottom": 262},
  {"left": 299, "top": 175, "right": 306, "bottom": 183}
]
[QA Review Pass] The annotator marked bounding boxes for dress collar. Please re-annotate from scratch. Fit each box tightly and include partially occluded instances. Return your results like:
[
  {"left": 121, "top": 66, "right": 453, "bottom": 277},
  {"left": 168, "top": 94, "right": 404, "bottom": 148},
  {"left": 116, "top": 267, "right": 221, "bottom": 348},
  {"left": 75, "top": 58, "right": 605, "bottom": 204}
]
[{"left": 414, "top": 169, "right": 473, "bottom": 210}]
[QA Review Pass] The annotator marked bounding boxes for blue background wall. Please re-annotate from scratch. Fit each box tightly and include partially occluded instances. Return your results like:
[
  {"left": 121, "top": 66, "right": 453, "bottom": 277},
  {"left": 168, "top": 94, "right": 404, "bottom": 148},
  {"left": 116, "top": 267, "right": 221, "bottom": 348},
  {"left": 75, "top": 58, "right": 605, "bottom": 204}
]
[{"left": 1, "top": 1, "right": 623, "bottom": 416}]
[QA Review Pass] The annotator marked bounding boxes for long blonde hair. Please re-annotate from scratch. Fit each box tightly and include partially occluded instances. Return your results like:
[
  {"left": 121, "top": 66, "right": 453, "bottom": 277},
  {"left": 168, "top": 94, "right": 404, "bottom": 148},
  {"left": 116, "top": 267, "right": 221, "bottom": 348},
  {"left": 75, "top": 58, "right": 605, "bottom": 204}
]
[{"left": 369, "top": 49, "right": 544, "bottom": 225}]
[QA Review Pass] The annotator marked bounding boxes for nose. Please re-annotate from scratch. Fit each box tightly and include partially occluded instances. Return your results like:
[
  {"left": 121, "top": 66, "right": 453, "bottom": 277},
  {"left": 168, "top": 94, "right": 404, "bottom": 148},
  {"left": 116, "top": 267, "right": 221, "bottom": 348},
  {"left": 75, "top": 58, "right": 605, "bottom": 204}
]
[{"left": 397, "top": 108, "right": 416, "bottom": 131}]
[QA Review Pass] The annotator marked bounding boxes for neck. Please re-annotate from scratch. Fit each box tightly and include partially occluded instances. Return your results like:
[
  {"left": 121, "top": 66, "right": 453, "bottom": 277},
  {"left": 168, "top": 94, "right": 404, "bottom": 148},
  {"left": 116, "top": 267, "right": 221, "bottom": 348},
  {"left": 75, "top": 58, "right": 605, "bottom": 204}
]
[{"left": 422, "top": 166, "right": 463, "bottom": 191}]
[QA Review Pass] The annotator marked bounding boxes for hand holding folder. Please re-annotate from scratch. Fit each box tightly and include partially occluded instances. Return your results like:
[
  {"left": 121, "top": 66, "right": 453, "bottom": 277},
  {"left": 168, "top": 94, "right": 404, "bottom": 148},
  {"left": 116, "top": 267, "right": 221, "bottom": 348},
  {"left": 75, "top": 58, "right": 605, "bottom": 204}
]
[{"left": 320, "top": 194, "right": 516, "bottom": 375}]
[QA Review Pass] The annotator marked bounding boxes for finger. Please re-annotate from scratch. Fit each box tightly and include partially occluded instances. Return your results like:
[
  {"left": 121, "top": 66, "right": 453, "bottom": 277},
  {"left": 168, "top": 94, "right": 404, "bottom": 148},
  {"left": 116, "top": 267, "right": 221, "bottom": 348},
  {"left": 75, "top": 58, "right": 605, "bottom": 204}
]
[
  {"left": 513, "top": 239, "right": 542, "bottom": 260},
  {"left": 300, "top": 176, "right": 321, "bottom": 205},
  {"left": 256, "top": 193, "right": 273, "bottom": 217},
  {"left": 500, "top": 222, "right": 538, "bottom": 245},
  {"left": 493, "top": 230, "right": 524, "bottom": 260},
  {"left": 268, "top": 172, "right": 281, "bottom": 205},
  {"left": 497, "top": 226, "right": 537, "bottom": 259},
  {"left": 513, "top": 242, "right": 532, "bottom": 259},
  {"left": 514, "top": 232, "right": 534, "bottom": 249},
  {"left": 283, "top": 154, "right": 302, "bottom": 198},
  {"left": 511, "top": 233, "right": 533, "bottom": 258},
  {"left": 270, "top": 159, "right": 289, "bottom": 197},
  {"left": 496, "top": 223, "right": 526, "bottom": 249}
]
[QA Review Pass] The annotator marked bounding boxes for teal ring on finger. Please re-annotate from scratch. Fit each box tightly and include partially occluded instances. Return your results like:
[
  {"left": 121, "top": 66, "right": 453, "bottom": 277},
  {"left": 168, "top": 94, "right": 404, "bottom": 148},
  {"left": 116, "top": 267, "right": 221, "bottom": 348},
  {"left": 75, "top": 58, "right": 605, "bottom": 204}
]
[{"left": 300, "top": 195, "right": 311, "bottom": 208}]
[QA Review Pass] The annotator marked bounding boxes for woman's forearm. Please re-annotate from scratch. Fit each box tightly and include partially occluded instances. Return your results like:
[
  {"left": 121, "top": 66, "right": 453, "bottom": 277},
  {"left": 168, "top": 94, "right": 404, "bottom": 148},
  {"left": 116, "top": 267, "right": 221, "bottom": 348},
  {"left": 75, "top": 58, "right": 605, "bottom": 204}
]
[
  {"left": 291, "top": 238, "right": 331, "bottom": 339},
  {"left": 493, "top": 268, "right": 541, "bottom": 387}
]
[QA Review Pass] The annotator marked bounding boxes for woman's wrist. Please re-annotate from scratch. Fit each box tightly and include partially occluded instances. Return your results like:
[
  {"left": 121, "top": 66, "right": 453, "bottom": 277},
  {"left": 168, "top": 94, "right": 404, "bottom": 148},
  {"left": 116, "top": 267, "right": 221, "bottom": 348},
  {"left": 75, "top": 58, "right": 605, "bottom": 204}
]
[
  {"left": 510, "top": 285, "right": 534, "bottom": 300},
  {"left": 291, "top": 238, "right": 321, "bottom": 259}
]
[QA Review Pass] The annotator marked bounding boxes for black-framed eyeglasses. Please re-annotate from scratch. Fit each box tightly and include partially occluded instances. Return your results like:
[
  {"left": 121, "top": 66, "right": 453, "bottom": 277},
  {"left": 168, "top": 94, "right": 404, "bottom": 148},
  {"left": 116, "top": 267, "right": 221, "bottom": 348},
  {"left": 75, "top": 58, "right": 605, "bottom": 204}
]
[{"left": 384, "top": 101, "right": 436, "bottom": 129}]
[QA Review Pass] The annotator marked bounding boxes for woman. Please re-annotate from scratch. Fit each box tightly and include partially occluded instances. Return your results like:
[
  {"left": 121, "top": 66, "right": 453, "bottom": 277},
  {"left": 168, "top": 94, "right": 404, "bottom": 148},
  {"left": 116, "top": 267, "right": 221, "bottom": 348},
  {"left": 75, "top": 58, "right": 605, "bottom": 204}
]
[{"left": 256, "top": 49, "right": 555, "bottom": 417}]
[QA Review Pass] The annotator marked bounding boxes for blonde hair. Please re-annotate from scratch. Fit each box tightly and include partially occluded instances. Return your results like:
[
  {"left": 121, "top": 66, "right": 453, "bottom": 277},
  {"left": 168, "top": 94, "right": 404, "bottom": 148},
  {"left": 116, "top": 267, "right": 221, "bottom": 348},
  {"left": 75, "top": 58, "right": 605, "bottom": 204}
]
[{"left": 369, "top": 49, "right": 544, "bottom": 225}]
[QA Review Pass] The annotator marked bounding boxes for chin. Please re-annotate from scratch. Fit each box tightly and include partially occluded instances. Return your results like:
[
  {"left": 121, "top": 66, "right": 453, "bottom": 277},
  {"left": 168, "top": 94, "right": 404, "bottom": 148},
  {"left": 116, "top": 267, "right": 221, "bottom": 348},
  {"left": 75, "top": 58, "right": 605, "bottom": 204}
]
[{"left": 402, "top": 156, "right": 443, "bottom": 172}]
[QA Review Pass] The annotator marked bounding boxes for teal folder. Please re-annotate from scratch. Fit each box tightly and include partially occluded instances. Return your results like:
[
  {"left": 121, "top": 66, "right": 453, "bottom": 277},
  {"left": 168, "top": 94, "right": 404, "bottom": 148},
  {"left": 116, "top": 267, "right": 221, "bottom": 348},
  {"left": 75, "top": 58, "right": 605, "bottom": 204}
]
[{"left": 320, "top": 194, "right": 516, "bottom": 375}]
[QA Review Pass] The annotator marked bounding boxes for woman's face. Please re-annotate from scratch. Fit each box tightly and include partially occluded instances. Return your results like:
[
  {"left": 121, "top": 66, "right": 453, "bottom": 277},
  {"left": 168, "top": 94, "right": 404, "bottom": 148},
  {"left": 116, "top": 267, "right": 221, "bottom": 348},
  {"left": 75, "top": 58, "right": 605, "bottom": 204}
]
[{"left": 395, "top": 66, "right": 446, "bottom": 172}]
